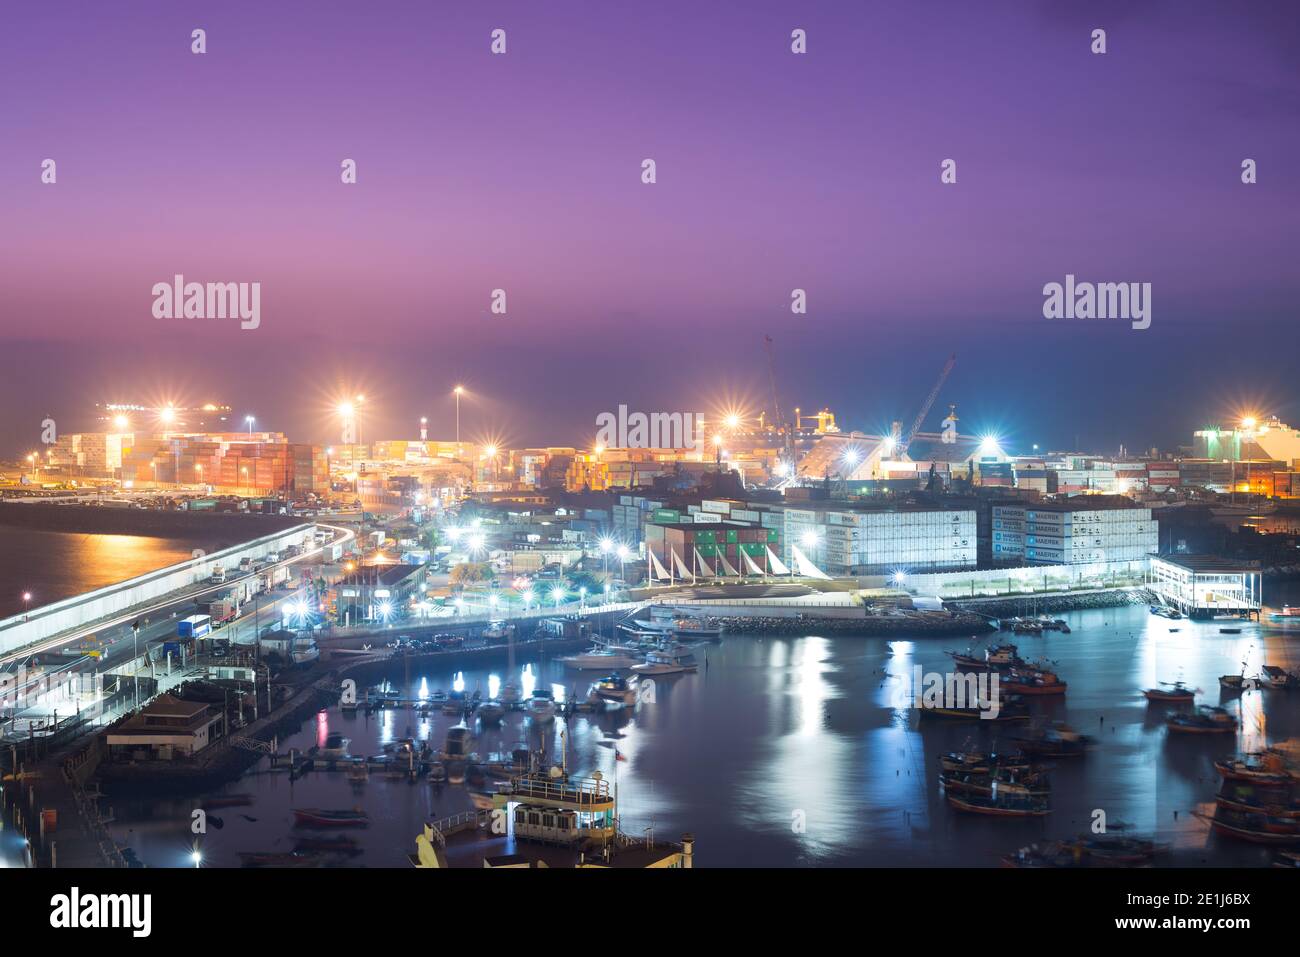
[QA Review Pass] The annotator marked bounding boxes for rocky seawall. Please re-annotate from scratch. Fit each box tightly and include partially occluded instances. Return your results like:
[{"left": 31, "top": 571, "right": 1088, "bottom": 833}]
[
  {"left": 947, "top": 587, "right": 1149, "bottom": 619},
  {"left": 712, "top": 610, "right": 996, "bottom": 637}
]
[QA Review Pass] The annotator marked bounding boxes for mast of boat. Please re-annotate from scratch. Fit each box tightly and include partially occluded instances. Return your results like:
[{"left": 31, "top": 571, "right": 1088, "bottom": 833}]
[{"left": 559, "top": 727, "right": 567, "bottom": 776}]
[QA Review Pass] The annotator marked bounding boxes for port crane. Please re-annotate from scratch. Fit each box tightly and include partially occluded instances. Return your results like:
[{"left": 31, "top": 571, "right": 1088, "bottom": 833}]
[
  {"left": 895, "top": 353, "right": 956, "bottom": 458},
  {"left": 763, "top": 335, "right": 796, "bottom": 480}
]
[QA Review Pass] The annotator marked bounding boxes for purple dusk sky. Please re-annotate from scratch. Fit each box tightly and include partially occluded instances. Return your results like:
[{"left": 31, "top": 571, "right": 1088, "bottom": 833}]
[{"left": 1, "top": 0, "right": 1297, "bottom": 455}]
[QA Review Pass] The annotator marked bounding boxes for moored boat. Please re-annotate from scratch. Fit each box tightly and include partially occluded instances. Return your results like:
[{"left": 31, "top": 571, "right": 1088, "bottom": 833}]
[
  {"left": 292, "top": 808, "right": 370, "bottom": 828},
  {"left": 1167, "top": 705, "right": 1237, "bottom": 735},
  {"left": 946, "top": 791, "right": 1050, "bottom": 817},
  {"left": 1013, "top": 723, "right": 1094, "bottom": 758},
  {"left": 1142, "top": 681, "right": 1196, "bottom": 702},
  {"left": 477, "top": 699, "right": 506, "bottom": 723},
  {"left": 1001, "top": 663, "right": 1067, "bottom": 696}
]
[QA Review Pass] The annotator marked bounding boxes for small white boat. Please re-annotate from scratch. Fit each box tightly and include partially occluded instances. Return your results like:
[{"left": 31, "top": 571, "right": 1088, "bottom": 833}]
[
  {"left": 527, "top": 690, "right": 557, "bottom": 722},
  {"left": 557, "top": 648, "right": 639, "bottom": 670},
  {"left": 632, "top": 649, "right": 698, "bottom": 676},
  {"left": 313, "top": 733, "right": 351, "bottom": 762},
  {"left": 477, "top": 700, "right": 506, "bottom": 723},
  {"left": 590, "top": 673, "right": 639, "bottom": 706}
]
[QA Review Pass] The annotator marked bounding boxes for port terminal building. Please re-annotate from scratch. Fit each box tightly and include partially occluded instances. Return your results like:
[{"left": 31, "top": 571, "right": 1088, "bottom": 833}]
[{"left": 1147, "top": 555, "right": 1262, "bottom": 619}]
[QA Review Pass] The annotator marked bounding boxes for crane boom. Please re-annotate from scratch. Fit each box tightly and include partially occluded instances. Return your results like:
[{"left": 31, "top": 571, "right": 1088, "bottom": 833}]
[
  {"left": 897, "top": 353, "right": 955, "bottom": 457},
  {"left": 764, "top": 335, "right": 796, "bottom": 470}
]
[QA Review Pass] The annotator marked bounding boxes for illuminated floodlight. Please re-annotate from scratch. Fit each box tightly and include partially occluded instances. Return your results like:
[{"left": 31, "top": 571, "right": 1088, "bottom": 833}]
[
  {"left": 979, "top": 435, "right": 1001, "bottom": 454},
  {"left": 484, "top": 444, "right": 498, "bottom": 458},
  {"left": 1241, "top": 416, "right": 1257, "bottom": 430},
  {"left": 521, "top": 589, "right": 535, "bottom": 606},
  {"left": 891, "top": 570, "right": 908, "bottom": 586},
  {"left": 489, "top": 593, "right": 499, "bottom": 608},
  {"left": 337, "top": 401, "right": 354, "bottom": 417},
  {"left": 446, "top": 527, "right": 462, "bottom": 542},
  {"left": 113, "top": 415, "right": 129, "bottom": 430},
  {"left": 842, "top": 448, "right": 861, "bottom": 467},
  {"left": 800, "top": 531, "right": 819, "bottom": 548},
  {"left": 725, "top": 414, "right": 741, "bottom": 430},
  {"left": 468, "top": 533, "right": 486, "bottom": 553},
  {"left": 599, "top": 537, "right": 614, "bottom": 554},
  {"left": 551, "top": 587, "right": 565, "bottom": 605},
  {"left": 616, "top": 545, "right": 630, "bottom": 560},
  {"left": 774, "top": 461, "right": 790, "bottom": 478}
]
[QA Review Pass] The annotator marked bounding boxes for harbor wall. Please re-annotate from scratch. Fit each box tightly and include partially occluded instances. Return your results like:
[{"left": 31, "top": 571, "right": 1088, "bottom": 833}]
[
  {"left": 892, "top": 558, "right": 1151, "bottom": 600},
  {"left": 0, "top": 502, "right": 302, "bottom": 540}
]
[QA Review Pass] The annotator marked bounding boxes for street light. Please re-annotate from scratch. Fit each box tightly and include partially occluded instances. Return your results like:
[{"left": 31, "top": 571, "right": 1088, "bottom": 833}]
[
  {"left": 616, "top": 544, "right": 630, "bottom": 581},
  {"left": 21, "top": 591, "right": 32, "bottom": 621},
  {"left": 551, "top": 586, "right": 565, "bottom": 609},
  {"left": 245, "top": 415, "right": 255, "bottom": 435},
  {"left": 453, "top": 386, "right": 464, "bottom": 454}
]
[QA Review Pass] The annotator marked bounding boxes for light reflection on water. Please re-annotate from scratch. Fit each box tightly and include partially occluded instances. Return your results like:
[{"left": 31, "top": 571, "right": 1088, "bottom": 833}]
[{"left": 105, "top": 586, "right": 1300, "bottom": 868}]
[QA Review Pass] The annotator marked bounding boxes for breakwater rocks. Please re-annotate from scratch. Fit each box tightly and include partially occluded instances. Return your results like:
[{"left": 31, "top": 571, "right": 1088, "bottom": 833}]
[
  {"left": 948, "top": 587, "right": 1147, "bottom": 619},
  {"left": 709, "top": 610, "right": 995, "bottom": 637}
]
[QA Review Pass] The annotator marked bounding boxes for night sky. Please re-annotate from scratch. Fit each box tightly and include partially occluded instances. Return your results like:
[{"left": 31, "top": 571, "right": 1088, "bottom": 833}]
[{"left": 1, "top": 0, "right": 1297, "bottom": 456}]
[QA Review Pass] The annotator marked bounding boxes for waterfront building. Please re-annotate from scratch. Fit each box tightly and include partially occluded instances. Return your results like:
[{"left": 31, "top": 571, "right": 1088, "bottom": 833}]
[
  {"left": 782, "top": 503, "right": 976, "bottom": 576},
  {"left": 1147, "top": 555, "right": 1263, "bottom": 619},
  {"left": 991, "top": 500, "right": 1157, "bottom": 565},
  {"left": 104, "top": 694, "right": 225, "bottom": 761}
]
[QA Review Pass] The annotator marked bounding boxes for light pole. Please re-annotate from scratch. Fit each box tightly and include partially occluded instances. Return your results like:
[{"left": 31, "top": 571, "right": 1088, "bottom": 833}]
[
  {"left": 245, "top": 415, "right": 255, "bottom": 436},
  {"left": 131, "top": 621, "right": 141, "bottom": 712},
  {"left": 454, "top": 386, "right": 464, "bottom": 456},
  {"left": 616, "top": 545, "right": 630, "bottom": 583},
  {"left": 21, "top": 592, "right": 31, "bottom": 622}
]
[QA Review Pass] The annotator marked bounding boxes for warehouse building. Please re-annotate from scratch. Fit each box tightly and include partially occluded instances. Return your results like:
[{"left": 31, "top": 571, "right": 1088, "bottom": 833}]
[
  {"left": 1148, "top": 555, "right": 1262, "bottom": 619},
  {"left": 991, "top": 499, "right": 1157, "bottom": 565},
  {"left": 781, "top": 504, "right": 976, "bottom": 576}
]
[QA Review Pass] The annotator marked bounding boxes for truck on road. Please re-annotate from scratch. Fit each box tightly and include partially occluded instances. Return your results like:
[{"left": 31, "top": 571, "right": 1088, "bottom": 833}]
[
  {"left": 178, "top": 614, "right": 211, "bottom": 639},
  {"left": 210, "top": 565, "right": 227, "bottom": 584}
]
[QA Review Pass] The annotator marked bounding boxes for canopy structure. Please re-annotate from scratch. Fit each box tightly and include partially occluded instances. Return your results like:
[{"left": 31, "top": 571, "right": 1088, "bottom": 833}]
[
  {"left": 693, "top": 548, "right": 716, "bottom": 578},
  {"left": 741, "top": 550, "right": 765, "bottom": 577},
  {"left": 717, "top": 552, "right": 741, "bottom": 577},
  {"left": 790, "top": 545, "right": 832, "bottom": 580},
  {"left": 671, "top": 550, "right": 695, "bottom": 583},
  {"left": 649, "top": 551, "right": 672, "bottom": 582},
  {"left": 765, "top": 546, "right": 791, "bottom": 576}
]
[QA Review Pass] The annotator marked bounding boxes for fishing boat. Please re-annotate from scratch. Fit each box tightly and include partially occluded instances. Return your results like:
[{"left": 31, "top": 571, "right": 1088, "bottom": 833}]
[
  {"left": 1013, "top": 723, "right": 1094, "bottom": 758},
  {"left": 556, "top": 647, "right": 640, "bottom": 670},
  {"left": 443, "top": 691, "right": 467, "bottom": 715},
  {"left": 477, "top": 699, "right": 506, "bottom": 723},
  {"left": 446, "top": 761, "right": 467, "bottom": 785},
  {"left": 1219, "top": 627, "right": 1243, "bottom": 635},
  {"left": 938, "top": 749, "right": 1033, "bottom": 776},
  {"left": 946, "top": 791, "right": 1050, "bottom": 817},
  {"left": 1001, "top": 663, "right": 1067, "bottom": 696},
  {"left": 292, "top": 808, "right": 370, "bottom": 828},
  {"left": 527, "top": 688, "right": 557, "bottom": 722},
  {"left": 949, "top": 643, "right": 1021, "bottom": 671},
  {"left": 1002, "top": 841, "right": 1082, "bottom": 868},
  {"left": 345, "top": 762, "right": 369, "bottom": 784},
  {"left": 1214, "top": 751, "right": 1297, "bottom": 785},
  {"left": 1219, "top": 674, "right": 1249, "bottom": 693},
  {"left": 482, "top": 620, "right": 512, "bottom": 640},
  {"left": 500, "top": 682, "right": 521, "bottom": 705},
  {"left": 920, "top": 695, "right": 1031, "bottom": 723},
  {"left": 1214, "top": 789, "right": 1300, "bottom": 819},
  {"left": 1059, "top": 835, "right": 1165, "bottom": 865},
  {"left": 1258, "top": 666, "right": 1300, "bottom": 691},
  {"left": 1142, "top": 681, "right": 1196, "bottom": 702},
  {"left": 631, "top": 648, "right": 698, "bottom": 676},
  {"left": 1150, "top": 605, "right": 1181, "bottom": 619},
  {"left": 428, "top": 762, "right": 447, "bottom": 784},
  {"left": 1199, "top": 810, "right": 1300, "bottom": 845},
  {"left": 590, "top": 673, "right": 639, "bottom": 706},
  {"left": 1268, "top": 606, "right": 1300, "bottom": 621},
  {"left": 941, "top": 770, "right": 1050, "bottom": 799},
  {"left": 1167, "top": 705, "right": 1237, "bottom": 735},
  {"left": 427, "top": 689, "right": 449, "bottom": 706}
]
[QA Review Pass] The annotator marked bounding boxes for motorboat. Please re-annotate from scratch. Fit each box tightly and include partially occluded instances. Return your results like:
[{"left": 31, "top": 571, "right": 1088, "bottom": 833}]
[
  {"left": 1013, "top": 723, "right": 1094, "bottom": 757},
  {"left": 946, "top": 791, "right": 1050, "bottom": 817},
  {"left": 631, "top": 648, "right": 698, "bottom": 676},
  {"left": 557, "top": 647, "right": 640, "bottom": 670},
  {"left": 590, "top": 673, "right": 639, "bottom": 706},
  {"left": 311, "top": 733, "right": 351, "bottom": 762},
  {"left": 477, "top": 699, "right": 506, "bottom": 723},
  {"left": 442, "top": 726, "right": 474, "bottom": 761},
  {"left": 500, "top": 682, "right": 521, "bottom": 705},
  {"left": 671, "top": 618, "right": 722, "bottom": 639},
  {"left": 1001, "top": 663, "right": 1067, "bottom": 696},
  {"left": 443, "top": 691, "right": 467, "bottom": 715},
  {"left": 527, "top": 688, "right": 557, "bottom": 722}
]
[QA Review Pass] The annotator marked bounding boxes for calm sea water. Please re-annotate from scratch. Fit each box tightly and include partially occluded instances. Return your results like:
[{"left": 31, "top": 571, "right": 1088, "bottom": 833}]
[
  {"left": 0, "top": 526, "right": 219, "bottom": 619},
  {"left": 108, "top": 584, "right": 1300, "bottom": 868}
]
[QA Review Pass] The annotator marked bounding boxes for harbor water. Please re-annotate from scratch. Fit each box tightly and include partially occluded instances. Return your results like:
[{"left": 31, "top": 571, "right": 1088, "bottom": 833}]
[{"left": 107, "top": 586, "right": 1300, "bottom": 867}]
